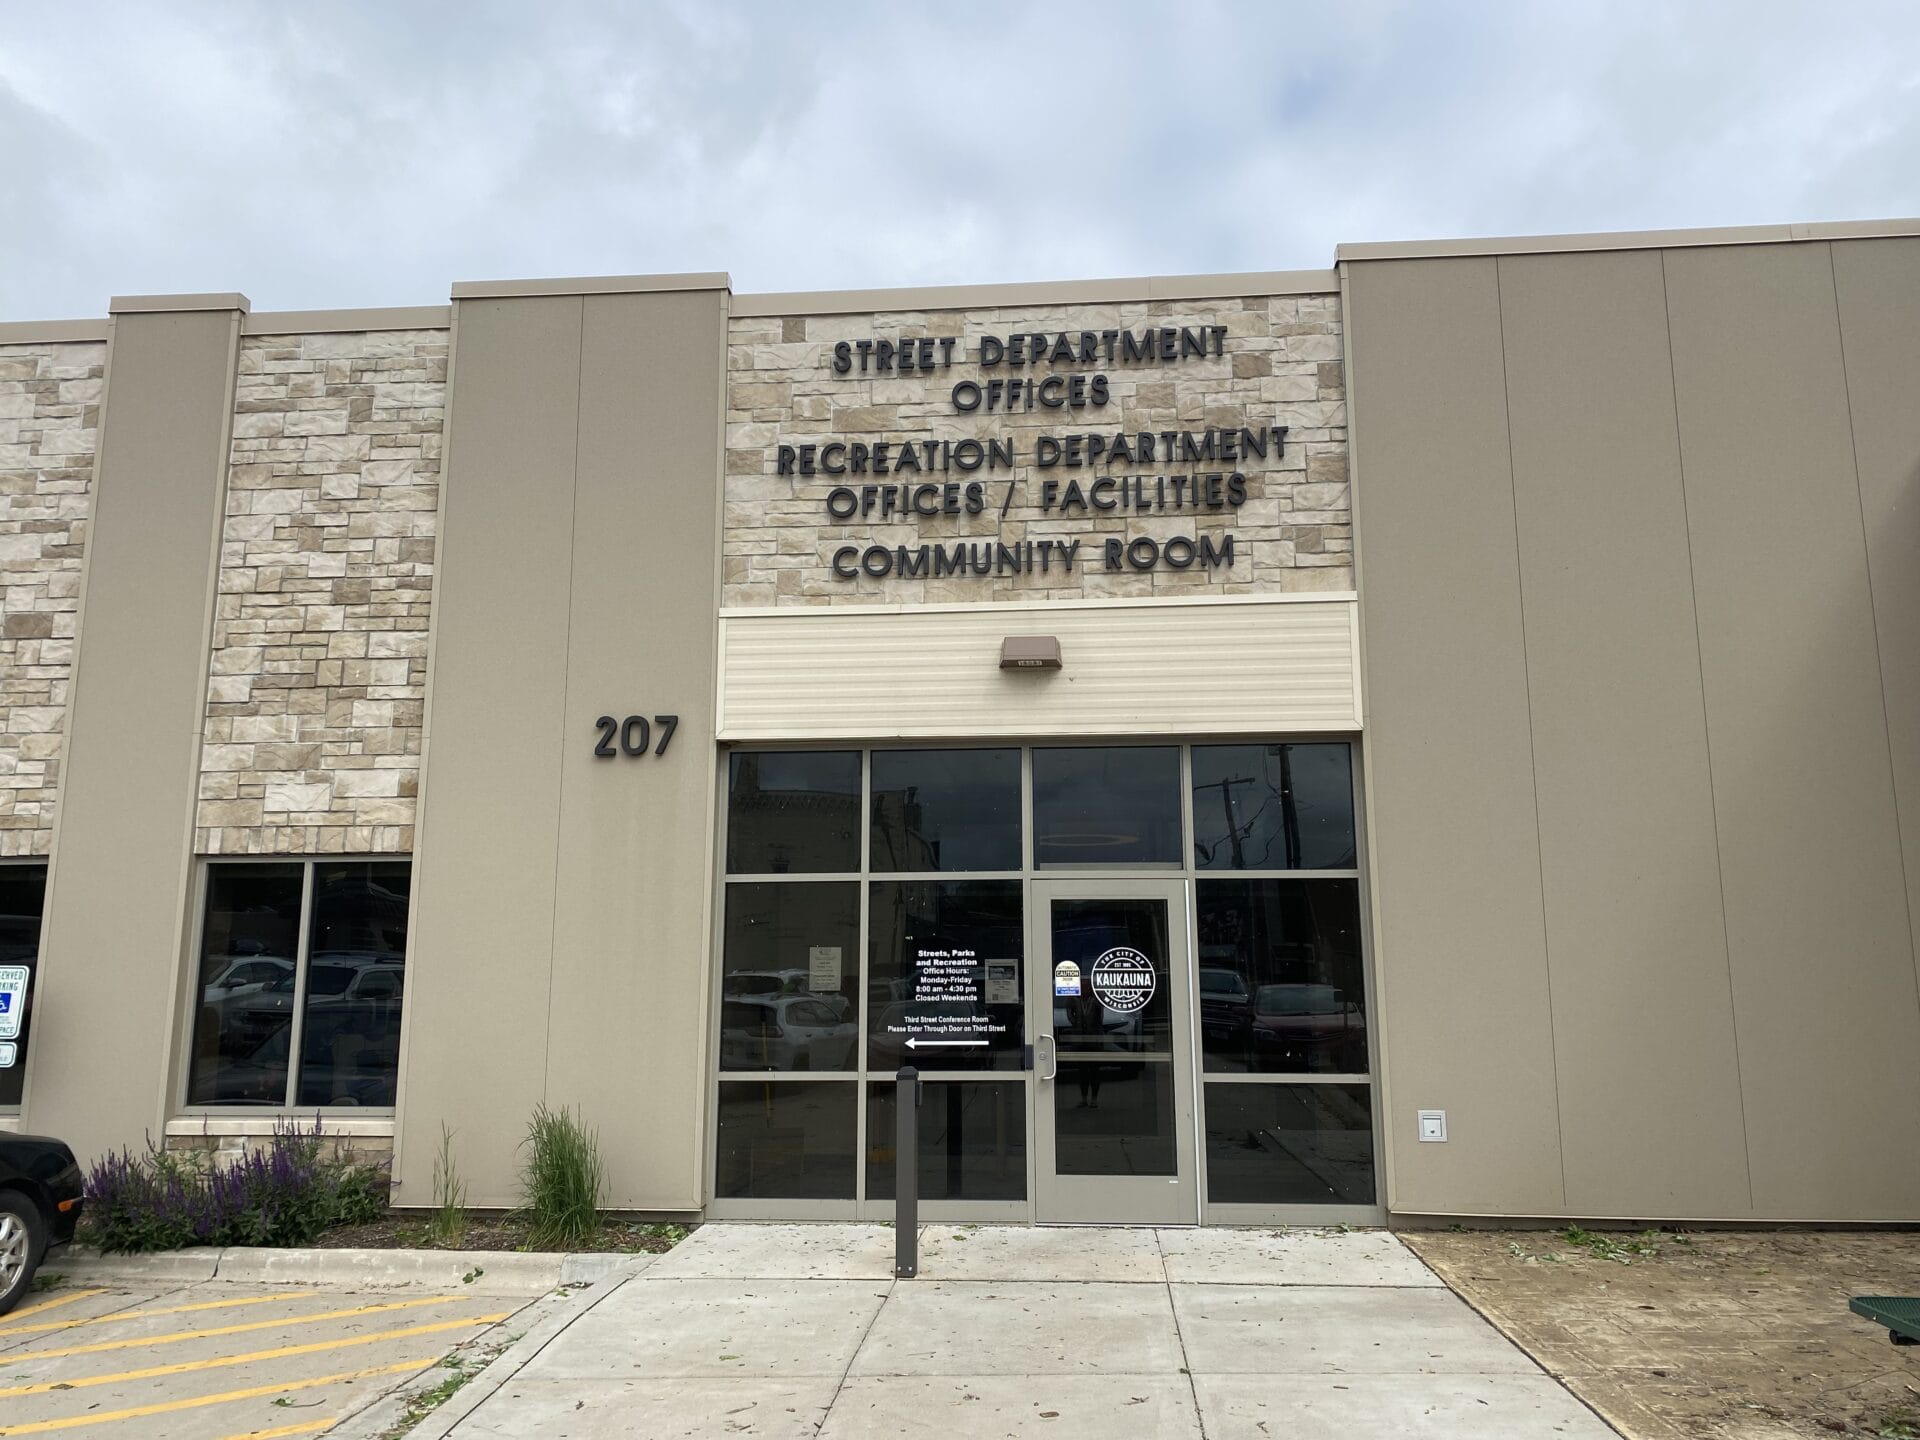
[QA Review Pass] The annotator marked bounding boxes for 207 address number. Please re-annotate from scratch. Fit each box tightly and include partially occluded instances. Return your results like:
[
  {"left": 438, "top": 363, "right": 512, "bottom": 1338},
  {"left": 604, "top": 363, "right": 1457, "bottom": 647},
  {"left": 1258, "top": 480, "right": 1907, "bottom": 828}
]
[{"left": 593, "top": 714, "right": 679, "bottom": 758}]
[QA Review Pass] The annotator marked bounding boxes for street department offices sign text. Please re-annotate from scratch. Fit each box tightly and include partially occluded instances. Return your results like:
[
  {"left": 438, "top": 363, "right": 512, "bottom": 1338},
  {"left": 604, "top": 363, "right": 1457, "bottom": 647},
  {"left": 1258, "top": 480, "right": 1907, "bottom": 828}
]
[{"left": 764, "top": 324, "right": 1290, "bottom": 584}]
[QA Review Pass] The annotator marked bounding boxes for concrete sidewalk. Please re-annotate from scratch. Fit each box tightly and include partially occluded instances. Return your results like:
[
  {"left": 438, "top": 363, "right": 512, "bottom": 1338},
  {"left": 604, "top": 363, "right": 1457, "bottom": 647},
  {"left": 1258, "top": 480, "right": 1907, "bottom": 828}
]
[{"left": 394, "top": 1224, "right": 1620, "bottom": 1439}]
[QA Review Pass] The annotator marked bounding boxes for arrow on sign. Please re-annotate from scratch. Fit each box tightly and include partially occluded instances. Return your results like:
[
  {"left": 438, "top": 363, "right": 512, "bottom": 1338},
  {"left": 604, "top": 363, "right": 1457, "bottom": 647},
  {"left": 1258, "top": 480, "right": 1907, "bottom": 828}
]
[{"left": 906, "top": 1037, "right": 988, "bottom": 1049}]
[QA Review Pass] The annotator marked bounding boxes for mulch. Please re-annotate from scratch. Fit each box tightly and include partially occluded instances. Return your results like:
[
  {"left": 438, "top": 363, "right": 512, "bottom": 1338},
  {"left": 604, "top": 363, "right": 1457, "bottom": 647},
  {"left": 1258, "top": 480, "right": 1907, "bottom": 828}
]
[{"left": 311, "top": 1213, "right": 690, "bottom": 1254}]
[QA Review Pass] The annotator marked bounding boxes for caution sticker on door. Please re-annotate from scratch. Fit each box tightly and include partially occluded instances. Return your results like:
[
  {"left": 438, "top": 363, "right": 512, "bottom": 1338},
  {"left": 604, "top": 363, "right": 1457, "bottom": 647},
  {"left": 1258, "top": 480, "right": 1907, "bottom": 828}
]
[
  {"left": 1052, "top": 960, "right": 1081, "bottom": 997},
  {"left": 1088, "top": 947, "right": 1155, "bottom": 1013}
]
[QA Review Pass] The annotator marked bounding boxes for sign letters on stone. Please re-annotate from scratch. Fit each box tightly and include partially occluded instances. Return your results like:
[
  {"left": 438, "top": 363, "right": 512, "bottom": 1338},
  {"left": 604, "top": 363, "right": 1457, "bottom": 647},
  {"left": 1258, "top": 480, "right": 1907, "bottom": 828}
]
[{"left": 766, "top": 324, "right": 1289, "bottom": 585}]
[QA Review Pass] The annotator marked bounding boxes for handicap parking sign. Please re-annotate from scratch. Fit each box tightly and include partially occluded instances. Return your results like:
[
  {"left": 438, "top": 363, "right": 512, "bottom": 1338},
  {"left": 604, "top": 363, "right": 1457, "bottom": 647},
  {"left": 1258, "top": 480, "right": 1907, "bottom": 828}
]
[{"left": 0, "top": 967, "right": 27, "bottom": 1040}]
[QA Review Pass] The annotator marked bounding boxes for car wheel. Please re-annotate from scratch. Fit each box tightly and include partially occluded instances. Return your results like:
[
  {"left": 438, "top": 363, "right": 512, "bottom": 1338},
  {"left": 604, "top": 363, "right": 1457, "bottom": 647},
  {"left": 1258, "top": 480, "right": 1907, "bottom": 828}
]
[{"left": 0, "top": 1193, "right": 45, "bottom": 1316}]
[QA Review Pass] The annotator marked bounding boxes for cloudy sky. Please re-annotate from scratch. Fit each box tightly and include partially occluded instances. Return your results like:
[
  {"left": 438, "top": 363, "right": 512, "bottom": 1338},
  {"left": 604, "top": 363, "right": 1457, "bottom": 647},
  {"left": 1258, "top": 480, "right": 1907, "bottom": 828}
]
[{"left": 2, "top": 2, "right": 1916, "bottom": 318}]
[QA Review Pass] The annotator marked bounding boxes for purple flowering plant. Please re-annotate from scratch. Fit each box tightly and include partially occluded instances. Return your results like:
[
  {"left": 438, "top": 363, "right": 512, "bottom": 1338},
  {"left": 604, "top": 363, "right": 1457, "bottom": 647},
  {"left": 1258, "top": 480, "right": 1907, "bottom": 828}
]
[{"left": 83, "top": 1118, "right": 387, "bottom": 1253}]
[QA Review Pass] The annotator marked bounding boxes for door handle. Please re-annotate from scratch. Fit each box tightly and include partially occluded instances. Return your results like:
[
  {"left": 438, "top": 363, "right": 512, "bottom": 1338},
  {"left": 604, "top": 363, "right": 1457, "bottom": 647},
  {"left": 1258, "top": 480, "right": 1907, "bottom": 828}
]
[{"left": 1036, "top": 1034, "right": 1057, "bottom": 1082}]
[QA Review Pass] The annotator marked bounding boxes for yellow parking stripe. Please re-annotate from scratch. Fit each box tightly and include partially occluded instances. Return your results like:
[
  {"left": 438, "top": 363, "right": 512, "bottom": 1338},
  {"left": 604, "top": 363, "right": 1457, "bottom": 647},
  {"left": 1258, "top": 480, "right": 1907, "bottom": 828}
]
[
  {"left": 214, "top": 1424, "right": 337, "bottom": 1440},
  {"left": 0, "top": 1358, "right": 431, "bottom": 1434},
  {"left": 0, "top": 1293, "right": 108, "bottom": 1325},
  {"left": 0, "top": 1313, "right": 508, "bottom": 1396},
  {"left": 0, "top": 1292, "right": 311, "bottom": 1340},
  {"left": 14, "top": 1295, "right": 459, "bottom": 1363}
]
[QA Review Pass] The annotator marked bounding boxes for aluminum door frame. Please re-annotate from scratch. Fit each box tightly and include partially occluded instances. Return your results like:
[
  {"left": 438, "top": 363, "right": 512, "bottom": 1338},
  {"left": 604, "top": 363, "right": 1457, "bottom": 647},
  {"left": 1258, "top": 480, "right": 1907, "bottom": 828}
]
[{"left": 1028, "top": 876, "right": 1199, "bottom": 1225}]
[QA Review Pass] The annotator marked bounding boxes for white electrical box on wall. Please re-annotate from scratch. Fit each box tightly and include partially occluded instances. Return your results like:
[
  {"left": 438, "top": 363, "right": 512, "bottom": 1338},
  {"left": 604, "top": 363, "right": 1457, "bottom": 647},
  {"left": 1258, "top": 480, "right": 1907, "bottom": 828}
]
[{"left": 1417, "top": 1109, "right": 1448, "bottom": 1142}]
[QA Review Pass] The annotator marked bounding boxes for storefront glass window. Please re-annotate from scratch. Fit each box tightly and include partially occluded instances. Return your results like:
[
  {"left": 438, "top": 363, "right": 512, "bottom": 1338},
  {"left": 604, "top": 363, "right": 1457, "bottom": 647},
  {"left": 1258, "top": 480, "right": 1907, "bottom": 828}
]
[
  {"left": 1203, "top": 1082, "right": 1375, "bottom": 1204},
  {"left": 186, "top": 863, "right": 307, "bottom": 1106},
  {"left": 297, "top": 862, "right": 411, "bottom": 1107},
  {"left": 711, "top": 742, "right": 1375, "bottom": 1219},
  {"left": 870, "top": 748, "right": 1020, "bottom": 872},
  {"left": 1032, "top": 746, "right": 1180, "bottom": 865},
  {"left": 715, "top": 1081, "right": 856, "bottom": 1199},
  {"left": 0, "top": 864, "right": 49, "bottom": 1109},
  {"left": 1191, "top": 744, "right": 1356, "bottom": 870},
  {"left": 1195, "top": 879, "right": 1367, "bottom": 1074},
  {"left": 727, "top": 751, "right": 860, "bottom": 874},
  {"left": 719, "top": 883, "right": 859, "bottom": 1072},
  {"left": 1055, "top": 1061, "right": 1177, "bottom": 1176},
  {"left": 187, "top": 860, "right": 411, "bottom": 1108},
  {"left": 866, "top": 1081, "right": 1026, "bottom": 1200},
  {"left": 866, "top": 881, "right": 1022, "bottom": 1072}
]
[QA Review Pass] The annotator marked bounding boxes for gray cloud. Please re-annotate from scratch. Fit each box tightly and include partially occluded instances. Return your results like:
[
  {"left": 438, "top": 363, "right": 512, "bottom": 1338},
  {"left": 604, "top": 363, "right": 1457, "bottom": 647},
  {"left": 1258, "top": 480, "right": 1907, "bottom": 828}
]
[{"left": 1, "top": 0, "right": 1916, "bottom": 317}]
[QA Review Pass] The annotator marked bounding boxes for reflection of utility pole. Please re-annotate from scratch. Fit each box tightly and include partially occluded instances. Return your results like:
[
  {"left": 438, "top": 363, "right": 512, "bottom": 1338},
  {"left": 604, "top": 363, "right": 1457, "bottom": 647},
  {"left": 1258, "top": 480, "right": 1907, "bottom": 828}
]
[
  {"left": 1279, "top": 746, "right": 1301, "bottom": 870},
  {"left": 1198, "top": 776, "right": 1255, "bottom": 867}
]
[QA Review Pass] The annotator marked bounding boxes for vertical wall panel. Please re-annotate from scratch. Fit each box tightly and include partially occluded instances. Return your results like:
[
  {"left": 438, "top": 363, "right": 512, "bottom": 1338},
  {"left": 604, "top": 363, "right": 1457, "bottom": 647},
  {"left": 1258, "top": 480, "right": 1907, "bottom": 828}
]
[
  {"left": 32, "top": 307, "right": 239, "bottom": 1162},
  {"left": 1830, "top": 238, "right": 1920, "bottom": 1010},
  {"left": 1498, "top": 251, "right": 1751, "bottom": 1216},
  {"left": 398, "top": 297, "right": 581, "bottom": 1207},
  {"left": 544, "top": 290, "right": 723, "bottom": 1210},
  {"left": 1665, "top": 243, "right": 1920, "bottom": 1218},
  {"left": 1347, "top": 257, "right": 1565, "bottom": 1215}
]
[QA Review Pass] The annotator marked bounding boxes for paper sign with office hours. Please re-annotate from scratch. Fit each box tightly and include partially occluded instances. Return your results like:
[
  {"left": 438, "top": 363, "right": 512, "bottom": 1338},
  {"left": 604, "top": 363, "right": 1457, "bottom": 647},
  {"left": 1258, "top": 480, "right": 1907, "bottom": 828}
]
[
  {"left": 1053, "top": 960, "right": 1081, "bottom": 997},
  {"left": 808, "top": 946, "right": 843, "bottom": 991},
  {"left": 0, "top": 966, "right": 26, "bottom": 1041}
]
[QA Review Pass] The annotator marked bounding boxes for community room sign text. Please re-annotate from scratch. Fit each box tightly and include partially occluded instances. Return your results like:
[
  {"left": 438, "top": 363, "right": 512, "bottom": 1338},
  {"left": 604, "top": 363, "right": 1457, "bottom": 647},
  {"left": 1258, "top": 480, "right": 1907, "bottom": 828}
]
[{"left": 763, "top": 324, "right": 1285, "bottom": 583}]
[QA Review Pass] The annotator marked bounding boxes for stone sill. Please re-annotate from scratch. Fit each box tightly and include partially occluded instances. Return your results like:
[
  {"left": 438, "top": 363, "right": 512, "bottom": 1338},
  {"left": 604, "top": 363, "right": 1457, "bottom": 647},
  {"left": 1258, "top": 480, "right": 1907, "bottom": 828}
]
[{"left": 164, "top": 1116, "right": 395, "bottom": 1139}]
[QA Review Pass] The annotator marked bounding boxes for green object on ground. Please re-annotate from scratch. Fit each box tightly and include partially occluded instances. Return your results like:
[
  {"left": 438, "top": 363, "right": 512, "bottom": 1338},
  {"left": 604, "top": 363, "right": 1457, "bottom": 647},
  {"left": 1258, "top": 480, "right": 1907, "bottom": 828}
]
[{"left": 1850, "top": 1295, "right": 1920, "bottom": 1345}]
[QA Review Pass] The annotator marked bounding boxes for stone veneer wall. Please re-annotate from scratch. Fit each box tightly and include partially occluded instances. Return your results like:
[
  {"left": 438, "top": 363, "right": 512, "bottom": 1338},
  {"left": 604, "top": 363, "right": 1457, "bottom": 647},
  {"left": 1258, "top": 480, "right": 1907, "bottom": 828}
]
[
  {"left": 162, "top": 1128, "right": 393, "bottom": 1169},
  {"left": 195, "top": 330, "right": 446, "bottom": 855},
  {"left": 723, "top": 294, "right": 1348, "bottom": 607},
  {"left": 0, "top": 342, "right": 103, "bottom": 856}
]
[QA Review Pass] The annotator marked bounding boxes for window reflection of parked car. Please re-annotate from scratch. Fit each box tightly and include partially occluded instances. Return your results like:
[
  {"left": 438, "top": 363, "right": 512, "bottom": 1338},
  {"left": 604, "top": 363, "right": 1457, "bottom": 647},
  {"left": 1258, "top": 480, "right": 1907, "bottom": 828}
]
[
  {"left": 201, "top": 956, "right": 294, "bottom": 1005},
  {"left": 306, "top": 963, "right": 404, "bottom": 1006},
  {"left": 1250, "top": 983, "right": 1366, "bottom": 1072},
  {"left": 200, "top": 956, "right": 403, "bottom": 1067},
  {"left": 723, "top": 968, "right": 852, "bottom": 1021},
  {"left": 188, "top": 1016, "right": 399, "bottom": 1107},
  {"left": 720, "top": 997, "right": 856, "bottom": 1071},
  {"left": 1197, "top": 966, "right": 1252, "bottom": 1045}
]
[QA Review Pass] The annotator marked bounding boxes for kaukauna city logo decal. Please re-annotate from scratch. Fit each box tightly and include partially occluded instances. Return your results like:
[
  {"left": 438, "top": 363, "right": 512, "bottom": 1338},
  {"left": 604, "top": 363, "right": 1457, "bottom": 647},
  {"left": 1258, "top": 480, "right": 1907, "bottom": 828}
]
[{"left": 1087, "top": 947, "right": 1156, "bottom": 1014}]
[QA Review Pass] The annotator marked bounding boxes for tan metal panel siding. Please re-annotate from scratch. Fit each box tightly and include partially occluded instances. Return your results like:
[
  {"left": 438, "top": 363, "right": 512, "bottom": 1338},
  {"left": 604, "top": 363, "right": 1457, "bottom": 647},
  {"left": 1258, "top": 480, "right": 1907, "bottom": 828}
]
[
  {"left": 397, "top": 296, "right": 581, "bottom": 1208},
  {"left": 1497, "top": 251, "right": 1752, "bottom": 1216},
  {"left": 1830, "top": 238, "right": 1920, "bottom": 1015},
  {"left": 31, "top": 309, "right": 239, "bottom": 1160},
  {"left": 544, "top": 290, "right": 723, "bottom": 1211},
  {"left": 1665, "top": 242, "right": 1920, "bottom": 1219},
  {"left": 1345, "top": 257, "right": 1566, "bottom": 1216},
  {"left": 717, "top": 600, "right": 1359, "bottom": 740}
]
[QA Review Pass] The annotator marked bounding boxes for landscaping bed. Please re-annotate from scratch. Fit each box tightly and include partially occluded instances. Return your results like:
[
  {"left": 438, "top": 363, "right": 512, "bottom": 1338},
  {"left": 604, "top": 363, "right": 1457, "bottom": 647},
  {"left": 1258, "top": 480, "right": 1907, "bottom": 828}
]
[
  {"left": 80, "top": 1106, "right": 679, "bottom": 1260},
  {"left": 1404, "top": 1228, "right": 1920, "bottom": 1440},
  {"left": 313, "top": 1213, "right": 688, "bottom": 1254}
]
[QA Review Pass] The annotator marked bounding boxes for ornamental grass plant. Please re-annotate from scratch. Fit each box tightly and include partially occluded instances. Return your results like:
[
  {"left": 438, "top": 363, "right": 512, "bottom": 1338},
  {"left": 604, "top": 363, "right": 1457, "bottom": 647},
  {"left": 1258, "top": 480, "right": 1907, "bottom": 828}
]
[
  {"left": 83, "top": 1119, "right": 386, "bottom": 1253},
  {"left": 518, "top": 1103, "right": 606, "bottom": 1249},
  {"left": 427, "top": 1122, "right": 469, "bottom": 1248}
]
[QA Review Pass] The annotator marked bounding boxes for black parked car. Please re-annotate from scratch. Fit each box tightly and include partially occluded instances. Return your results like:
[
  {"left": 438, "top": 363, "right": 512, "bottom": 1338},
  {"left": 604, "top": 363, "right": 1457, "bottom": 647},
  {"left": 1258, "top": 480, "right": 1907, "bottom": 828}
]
[{"left": 0, "top": 1134, "right": 83, "bottom": 1314}]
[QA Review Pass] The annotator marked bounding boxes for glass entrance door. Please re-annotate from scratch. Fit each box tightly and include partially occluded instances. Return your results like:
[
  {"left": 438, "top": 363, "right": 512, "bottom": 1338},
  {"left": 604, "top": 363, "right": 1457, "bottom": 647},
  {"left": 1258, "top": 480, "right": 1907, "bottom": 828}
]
[{"left": 1029, "top": 878, "right": 1197, "bottom": 1223}]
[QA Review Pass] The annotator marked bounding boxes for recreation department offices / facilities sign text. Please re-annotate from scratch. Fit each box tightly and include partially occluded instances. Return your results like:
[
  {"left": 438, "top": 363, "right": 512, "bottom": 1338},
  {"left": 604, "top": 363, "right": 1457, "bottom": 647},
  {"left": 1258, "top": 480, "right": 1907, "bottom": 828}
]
[{"left": 763, "top": 324, "right": 1289, "bottom": 585}]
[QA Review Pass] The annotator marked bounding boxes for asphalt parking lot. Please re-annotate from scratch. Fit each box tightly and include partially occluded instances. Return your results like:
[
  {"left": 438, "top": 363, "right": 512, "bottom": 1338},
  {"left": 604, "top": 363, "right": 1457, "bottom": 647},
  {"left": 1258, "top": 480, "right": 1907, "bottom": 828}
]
[{"left": 0, "top": 1276, "right": 527, "bottom": 1439}]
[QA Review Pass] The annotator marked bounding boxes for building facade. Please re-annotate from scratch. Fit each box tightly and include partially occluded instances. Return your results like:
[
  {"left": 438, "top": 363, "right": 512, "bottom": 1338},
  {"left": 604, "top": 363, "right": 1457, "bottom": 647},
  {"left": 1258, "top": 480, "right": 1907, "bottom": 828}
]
[{"left": 2, "top": 218, "right": 1915, "bottom": 1225}]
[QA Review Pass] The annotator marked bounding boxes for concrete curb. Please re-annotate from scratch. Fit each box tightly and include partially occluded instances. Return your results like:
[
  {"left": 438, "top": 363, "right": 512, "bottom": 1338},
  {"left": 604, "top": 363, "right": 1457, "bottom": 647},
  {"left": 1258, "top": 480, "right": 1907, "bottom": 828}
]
[
  {"left": 326, "top": 1253, "right": 658, "bottom": 1440},
  {"left": 217, "top": 1247, "right": 566, "bottom": 1296},
  {"left": 53, "top": 1245, "right": 656, "bottom": 1297},
  {"left": 49, "top": 1249, "right": 222, "bottom": 1286}
]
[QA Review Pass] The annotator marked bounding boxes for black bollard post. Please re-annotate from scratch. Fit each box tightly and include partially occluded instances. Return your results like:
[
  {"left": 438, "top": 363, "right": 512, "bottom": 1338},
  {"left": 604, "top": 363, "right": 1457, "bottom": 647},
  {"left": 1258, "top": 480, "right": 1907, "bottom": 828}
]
[{"left": 895, "top": 1065, "right": 918, "bottom": 1278}]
